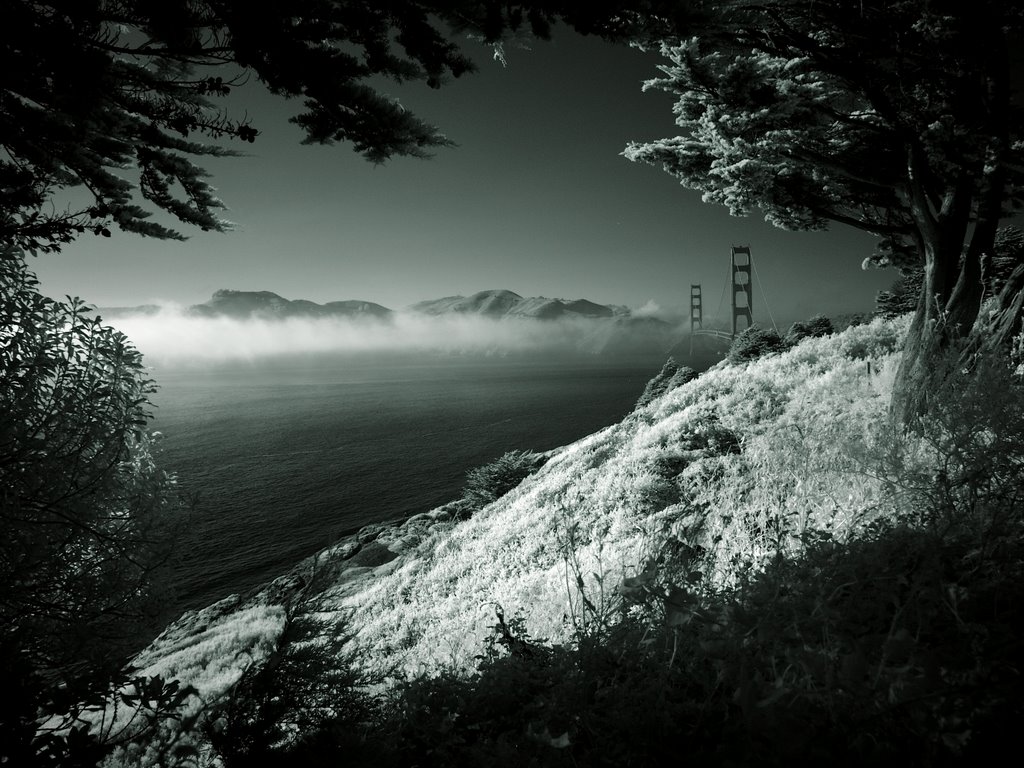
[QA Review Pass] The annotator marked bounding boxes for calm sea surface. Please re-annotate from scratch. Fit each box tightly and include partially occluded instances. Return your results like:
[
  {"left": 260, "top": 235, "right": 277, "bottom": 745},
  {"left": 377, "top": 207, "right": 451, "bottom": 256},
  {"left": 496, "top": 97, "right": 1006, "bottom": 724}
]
[{"left": 147, "top": 354, "right": 664, "bottom": 613}]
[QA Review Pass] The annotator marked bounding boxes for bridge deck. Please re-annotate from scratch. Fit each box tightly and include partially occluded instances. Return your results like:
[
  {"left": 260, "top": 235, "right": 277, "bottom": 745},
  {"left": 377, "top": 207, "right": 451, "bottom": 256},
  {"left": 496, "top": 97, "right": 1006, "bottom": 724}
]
[{"left": 692, "top": 329, "right": 735, "bottom": 341}]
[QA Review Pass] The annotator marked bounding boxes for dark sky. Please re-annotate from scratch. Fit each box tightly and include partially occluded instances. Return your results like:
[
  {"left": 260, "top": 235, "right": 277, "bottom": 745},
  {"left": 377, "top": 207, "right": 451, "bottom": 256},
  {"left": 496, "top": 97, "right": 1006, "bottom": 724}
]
[{"left": 33, "top": 28, "right": 892, "bottom": 325}]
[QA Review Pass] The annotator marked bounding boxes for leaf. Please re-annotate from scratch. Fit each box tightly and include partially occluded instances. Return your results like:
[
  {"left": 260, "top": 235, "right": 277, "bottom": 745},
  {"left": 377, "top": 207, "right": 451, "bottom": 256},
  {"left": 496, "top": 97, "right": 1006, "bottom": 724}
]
[
  {"left": 839, "top": 649, "right": 868, "bottom": 684},
  {"left": 549, "top": 731, "right": 572, "bottom": 749},
  {"left": 664, "top": 586, "right": 692, "bottom": 627}
]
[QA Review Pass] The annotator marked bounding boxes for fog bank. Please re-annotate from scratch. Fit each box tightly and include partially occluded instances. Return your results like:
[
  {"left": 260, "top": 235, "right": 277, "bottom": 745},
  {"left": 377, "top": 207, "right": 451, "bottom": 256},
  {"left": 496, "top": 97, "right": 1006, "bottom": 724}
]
[{"left": 104, "top": 307, "right": 683, "bottom": 365}]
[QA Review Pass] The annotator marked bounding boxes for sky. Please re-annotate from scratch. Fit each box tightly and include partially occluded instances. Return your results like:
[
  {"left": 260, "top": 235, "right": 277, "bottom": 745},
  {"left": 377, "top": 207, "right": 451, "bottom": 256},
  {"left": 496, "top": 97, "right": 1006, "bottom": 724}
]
[{"left": 32, "top": 27, "right": 893, "bottom": 327}]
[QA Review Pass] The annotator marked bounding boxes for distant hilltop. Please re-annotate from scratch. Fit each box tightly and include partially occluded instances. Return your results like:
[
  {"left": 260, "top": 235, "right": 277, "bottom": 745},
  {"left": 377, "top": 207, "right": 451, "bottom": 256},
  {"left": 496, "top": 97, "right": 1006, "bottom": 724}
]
[
  {"left": 189, "top": 290, "right": 393, "bottom": 320},
  {"left": 409, "top": 289, "right": 619, "bottom": 320},
  {"left": 98, "top": 288, "right": 639, "bottom": 322}
]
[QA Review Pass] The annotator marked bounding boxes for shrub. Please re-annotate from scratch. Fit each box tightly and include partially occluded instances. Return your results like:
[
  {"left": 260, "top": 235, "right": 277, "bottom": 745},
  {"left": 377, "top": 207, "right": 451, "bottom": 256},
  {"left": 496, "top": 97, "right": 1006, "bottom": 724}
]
[
  {"left": 206, "top": 608, "right": 383, "bottom": 767},
  {"left": 461, "top": 450, "right": 546, "bottom": 512},
  {"left": 1, "top": 251, "right": 183, "bottom": 765},
  {"left": 871, "top": 347, "right": 1024, "bottom": 535},
  {"left": 635, "top": 358, "right": 697, "bottom": 409},
  {"left": 875, "top": 267, "right": 923, "bottom": 318},
  {"left": 727, "top": 325, "right": 788, "bottom": 364},
  {"left": 785, "top": 314, "right": 834, "bottom": 345}
]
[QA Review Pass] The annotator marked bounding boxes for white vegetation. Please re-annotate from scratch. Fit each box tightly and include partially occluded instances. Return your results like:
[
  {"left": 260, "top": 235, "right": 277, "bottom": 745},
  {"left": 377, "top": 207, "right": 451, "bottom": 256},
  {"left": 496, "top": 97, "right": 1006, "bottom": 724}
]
[
  {"left": 336, "top": 315, "right": 911, "bottom": 676},
  {"left": 131, "top": 602, "right": 287, "bottom": 700}
]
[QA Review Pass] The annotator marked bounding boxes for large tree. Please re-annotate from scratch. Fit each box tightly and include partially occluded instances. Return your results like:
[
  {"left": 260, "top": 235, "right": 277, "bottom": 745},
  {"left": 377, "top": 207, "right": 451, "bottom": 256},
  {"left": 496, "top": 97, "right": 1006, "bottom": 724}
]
[
  {"left": 0, "top": 1, "right": 520, "bottom": 252},
  {"left": 620, "top": 0, "right": 1024, "bottom": 419},
  {"left": 0, "top": 1, "right": 664, "bottom": 256},
  {"left": 6, "top": 0, "right": 1022, "bottom": 418}
]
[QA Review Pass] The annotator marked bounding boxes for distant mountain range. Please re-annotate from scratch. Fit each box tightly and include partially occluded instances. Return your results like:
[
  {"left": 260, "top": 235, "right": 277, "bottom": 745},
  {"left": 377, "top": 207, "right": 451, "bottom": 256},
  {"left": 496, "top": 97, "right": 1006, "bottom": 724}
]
[
  {"left": 409, "top": 290, "right": 620, "bottom": 320},
  {"left": 97, "top": 289, "right": 392, "bottom": 320},
  {"left": 99, "top": 288, "right": 642, "bottom": 323},
  {"left": 191, "top": 290, "right": 393, "bottom": 320},
  {"left": 94, "top": 289, "right": 709, "bottom": 358}
]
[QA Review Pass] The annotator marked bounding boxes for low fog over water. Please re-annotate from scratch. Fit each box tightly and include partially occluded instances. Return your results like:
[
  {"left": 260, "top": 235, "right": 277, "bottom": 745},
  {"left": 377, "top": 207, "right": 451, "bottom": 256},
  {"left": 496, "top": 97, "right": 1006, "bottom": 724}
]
[{"left": 106, "top": 307, "right": 687, "bottom": 364}]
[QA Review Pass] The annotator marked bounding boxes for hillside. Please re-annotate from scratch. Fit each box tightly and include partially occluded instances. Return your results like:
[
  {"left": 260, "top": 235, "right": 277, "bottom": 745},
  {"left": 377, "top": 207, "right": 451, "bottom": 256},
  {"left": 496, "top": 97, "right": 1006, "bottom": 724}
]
[
  {"left": 97, "top": 314, "right": 1024, "bottom": 765},
  {"left": 325, "top": 316, "right": 912, "bottom": 669},
  {"left": 107, "top": 288, "right": 631, "bottom": 322},
  {"left": 93, "top": 288, "right": 682, "bottom": 361},
  {"left": 408, "top": 289, "right": 623, "bottom": 320},
  {"left": 188, "top": 290, "right": 393, "bottom": 320}
]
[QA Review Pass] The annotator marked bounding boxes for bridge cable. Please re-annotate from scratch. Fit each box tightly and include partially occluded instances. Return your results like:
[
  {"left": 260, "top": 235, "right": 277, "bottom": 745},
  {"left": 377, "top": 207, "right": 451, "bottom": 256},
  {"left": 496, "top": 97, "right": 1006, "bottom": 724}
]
[
  {"left": 710, "top": 260, "right": 730, "bottom": 330},
  {"left": 751, "top": 256, "right": 779, "bottom": 332}
]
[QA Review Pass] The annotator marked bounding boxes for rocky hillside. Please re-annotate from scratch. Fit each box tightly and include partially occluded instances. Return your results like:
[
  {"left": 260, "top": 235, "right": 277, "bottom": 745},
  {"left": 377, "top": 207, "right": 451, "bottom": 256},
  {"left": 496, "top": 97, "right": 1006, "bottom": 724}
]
[
  {"left": 117, "top": 317, "right": 898, "bottom": 726},
  {"left": 98, "top": 313, "right": 1024, "bottom": 764}
]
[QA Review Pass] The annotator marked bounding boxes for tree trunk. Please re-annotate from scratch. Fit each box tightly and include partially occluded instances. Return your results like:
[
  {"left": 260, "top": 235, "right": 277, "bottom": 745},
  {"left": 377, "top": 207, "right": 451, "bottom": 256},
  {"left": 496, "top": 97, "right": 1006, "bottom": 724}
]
[
  {"left": 968, "top": 261, "right": 1024, "bottom": 358},
  {"left": 890, "top": 230, "right": 985, "bottom": 425}
]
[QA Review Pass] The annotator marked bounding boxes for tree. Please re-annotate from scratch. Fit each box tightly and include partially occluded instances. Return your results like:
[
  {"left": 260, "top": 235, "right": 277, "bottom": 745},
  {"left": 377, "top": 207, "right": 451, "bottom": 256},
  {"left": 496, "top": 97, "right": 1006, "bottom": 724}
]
[
  {"left": 461, "top": 450, "right": 547, "bottom": 513},
  {"left": 785, "top": 314, "right": 833, "bottom": 345},
  {"left": 727, "top": 324, "right": 787, "bottom": 363},
  {"left": 621, "top": 1, "right": 1024, "bottom": 420},
  {"left": 0, "top": 251, "right": 182, "bottom": 761},
  {"left": 207, "top": 607, "right": 382, "bottom": 766},
  {"left": 0, "top": 1, "right": 606, "bottom": 254},
  {"left": 635, "top": 357, "right": 697, "bottom": 408}
]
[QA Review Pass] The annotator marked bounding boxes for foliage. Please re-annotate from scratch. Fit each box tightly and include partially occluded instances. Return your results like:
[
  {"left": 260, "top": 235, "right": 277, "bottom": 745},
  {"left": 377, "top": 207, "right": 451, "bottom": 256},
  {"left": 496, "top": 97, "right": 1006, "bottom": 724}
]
[
  {"left": 460, "top": 450, "right": 547, "bottom": 513},
  {"left": 727, "top": 325, "right": 787, "bottom": 364},
  {"left": 784, "top": 314, "right": 834, "bottom": 345},
  {"left": 206, "top": 608, "right": 382, "bottom": 767},
  {"left": 875, "top": 266, "right": 924, "bottom": 318},
  {"left": 621, "top": 1, "right": 1024, "bottom": 416},
  {"left": 0, "top": 251, "right": 185, "bottom": 763},
  {"left": 0, "top": 252, "right": 179, "bottom": 672},
  {"left": 876, "top": 348, "right": 1024, "bottom": 535},
  {"left": 30, "top": 675, "right": 198, "bottom": 768},
  {"left": 623, "top": 3, "right": 1024, "bottom": 240},
  {"left": 374, "top": 519, "right": 1023, "bottom": 766},
  {"left": 634, "top": 357, "right": 697, "bottom": 409},
  {"left": 0, "top": 1, "right": 666, "bottom": 253},
  {"left": 988, "top": 225, "right": 1024, "bottom": 296},
  {"left": 877, "top": 225, "right": 1024, "bottom": 318}
]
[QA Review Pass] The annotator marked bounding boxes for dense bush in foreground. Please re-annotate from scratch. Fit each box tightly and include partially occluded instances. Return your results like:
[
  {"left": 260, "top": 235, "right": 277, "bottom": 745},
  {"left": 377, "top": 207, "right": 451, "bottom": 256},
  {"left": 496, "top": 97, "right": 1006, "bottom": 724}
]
[
  {"left": 1, "top": 253, "right": 185, "bottom": 766},
  {"left": 367, "top": 516, "right": 1022, "bottom": 767}
]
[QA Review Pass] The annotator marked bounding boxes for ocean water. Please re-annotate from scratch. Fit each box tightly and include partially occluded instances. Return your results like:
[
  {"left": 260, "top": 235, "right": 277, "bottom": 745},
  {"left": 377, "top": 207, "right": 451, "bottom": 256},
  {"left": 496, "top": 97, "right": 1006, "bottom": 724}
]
[{"left": 148, "top": 354, "right": 664, "bottom": 612}]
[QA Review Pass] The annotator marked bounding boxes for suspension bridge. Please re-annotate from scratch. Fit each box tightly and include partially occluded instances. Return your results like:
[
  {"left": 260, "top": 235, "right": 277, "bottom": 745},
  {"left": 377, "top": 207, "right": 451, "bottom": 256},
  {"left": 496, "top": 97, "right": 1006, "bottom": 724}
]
[{"left": 686, "top": 245, "right": 778, "bottom": 356}]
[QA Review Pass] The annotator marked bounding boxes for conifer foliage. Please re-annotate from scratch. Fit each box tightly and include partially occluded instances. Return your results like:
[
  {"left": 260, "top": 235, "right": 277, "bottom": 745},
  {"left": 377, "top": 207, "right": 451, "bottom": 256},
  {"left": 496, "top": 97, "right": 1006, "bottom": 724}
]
[
  {"left": 0, "top": 1, "right": 550, "bottom": 253},
  {"left": 622, "top": 1, "right": 1024, "bottom": 417}
]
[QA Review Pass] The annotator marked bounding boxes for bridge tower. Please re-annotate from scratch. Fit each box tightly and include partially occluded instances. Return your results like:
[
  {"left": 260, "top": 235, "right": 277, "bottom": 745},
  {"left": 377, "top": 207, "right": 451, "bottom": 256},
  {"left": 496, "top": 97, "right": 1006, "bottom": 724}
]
[
  {"left": 690, "top": 284, "right": 703, "bottom": 330},
  {"left": 689, "top": 284, "right": 702, "bottom": 357},
  {"left": 731, "top": 245, "right": 753, "bottom": 337}
]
